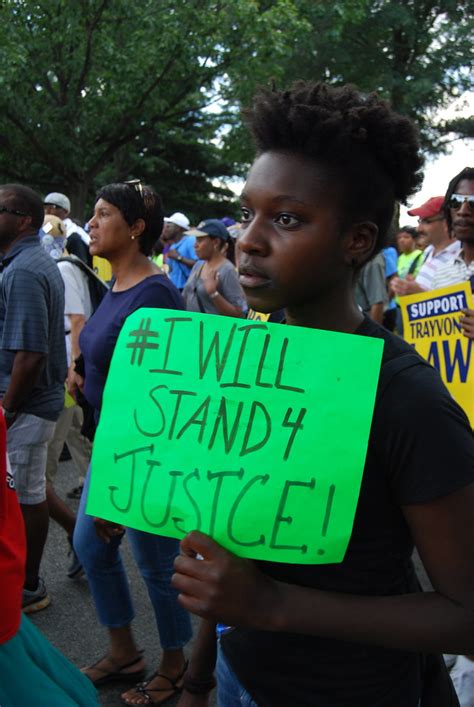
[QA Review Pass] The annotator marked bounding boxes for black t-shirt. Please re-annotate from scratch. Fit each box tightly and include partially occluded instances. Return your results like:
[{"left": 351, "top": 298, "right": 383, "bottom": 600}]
[{"left": 222, "top": 318, "right": 474, "bottom": 706}]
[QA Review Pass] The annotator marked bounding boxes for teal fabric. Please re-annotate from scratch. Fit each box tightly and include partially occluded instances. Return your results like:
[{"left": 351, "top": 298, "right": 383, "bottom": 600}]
[{"left": 0, "top": 615, "right": 98, "bottom": 706}]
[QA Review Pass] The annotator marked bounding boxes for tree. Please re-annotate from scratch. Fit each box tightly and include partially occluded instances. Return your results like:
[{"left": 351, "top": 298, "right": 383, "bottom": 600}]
[
  {"left": 222, "top": 0, "right": 473, "bottom": 168},
  {"left": 96, "top": 109, "right": 242, "bottom": 223},
  {"left": 0, "top": 1, "right": 471, "bottom": 220},
  {"left": 0, "top": 0, "right": 304, "bottom": 219},
  {"left": 299, "top": 1, "right": 473, "bottom": 149},
  {"left": 439, "top": 117, "right": 474, "bottom": 141}
]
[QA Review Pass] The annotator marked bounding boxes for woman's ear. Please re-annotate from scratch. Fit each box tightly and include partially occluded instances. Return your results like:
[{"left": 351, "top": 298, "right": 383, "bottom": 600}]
[
  {"left": 343, "top": 221, "right": 379, "bottom": 268},
  {"left": 130, "top": 218, "right": 146, "bottom": 241}
]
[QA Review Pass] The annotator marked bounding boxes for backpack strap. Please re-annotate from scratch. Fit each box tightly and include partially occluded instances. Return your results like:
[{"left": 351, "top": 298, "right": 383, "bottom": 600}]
[
  {"left": 57, "top": 254, "right": 108, "bottom": 288},
  {"left": 194, "top": 264, "right": 207, "bottom": 313},
  {"left": 408, "top": 251, "right": 423, "bottom": 275}
]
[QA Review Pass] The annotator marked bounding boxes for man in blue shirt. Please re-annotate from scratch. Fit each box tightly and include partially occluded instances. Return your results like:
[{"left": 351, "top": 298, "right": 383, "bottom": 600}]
[
  {"left": 161, "top": 211, "right": 198, "bottom": 290},
  {"left": 0, "top": 184, "right": 66, "bottom": 614}
]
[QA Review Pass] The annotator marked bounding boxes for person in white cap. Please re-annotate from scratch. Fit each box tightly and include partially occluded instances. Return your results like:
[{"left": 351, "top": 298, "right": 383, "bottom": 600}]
[
  {"left": 44, "top": 192, "right": 90, "bottom": 258},
  {"left": 161, "top": 211, "right": 198, "bottom": 290}
]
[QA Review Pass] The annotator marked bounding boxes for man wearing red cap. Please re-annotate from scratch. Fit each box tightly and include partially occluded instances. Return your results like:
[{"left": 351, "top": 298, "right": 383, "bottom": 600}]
[{"left": 392, "top": 195, "right": 460, "bottom": 297}]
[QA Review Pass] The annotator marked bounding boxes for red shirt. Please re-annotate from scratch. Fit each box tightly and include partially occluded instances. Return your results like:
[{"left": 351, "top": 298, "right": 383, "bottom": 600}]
[{"left": 0, "top": 411, "right": 26, "bottom": 644}]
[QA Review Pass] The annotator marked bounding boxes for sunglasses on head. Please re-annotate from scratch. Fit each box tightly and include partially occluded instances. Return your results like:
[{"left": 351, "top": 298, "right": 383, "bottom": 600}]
[
  {"left": 447, "top": 194, "right": 474, "bottom": 210},
  {"left": 0, "top": 205, "right": 28, "bottom": 217},
  {"left": 123, "top": 178, "right": 154, "bottom": 210},
  {"left": 123, "top": 179, "right": 144, "bottom": 199}
]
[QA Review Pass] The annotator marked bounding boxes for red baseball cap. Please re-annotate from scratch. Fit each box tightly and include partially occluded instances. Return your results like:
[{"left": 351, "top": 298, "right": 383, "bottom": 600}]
[{"left": 407, "top": 196, "right": 445, "bottom": 219}]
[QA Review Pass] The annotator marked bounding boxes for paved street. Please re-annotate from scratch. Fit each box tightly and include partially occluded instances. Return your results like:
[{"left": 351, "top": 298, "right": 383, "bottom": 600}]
[{"left": 29, "top": 458, "right": 211, "bottom": 706}]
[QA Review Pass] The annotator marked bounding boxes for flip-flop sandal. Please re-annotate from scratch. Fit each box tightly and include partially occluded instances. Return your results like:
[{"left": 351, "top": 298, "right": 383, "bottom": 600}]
[
  {"left": 122, "top": 661, "right": 188, "bottom": 705},
  {"left": 83, "top": 650, "right": 146, "bottom": 687}
]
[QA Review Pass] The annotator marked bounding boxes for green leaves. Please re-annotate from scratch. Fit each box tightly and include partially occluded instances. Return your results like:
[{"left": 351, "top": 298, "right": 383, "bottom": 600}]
[
  {"left": 0, "top": 0, "right": 269, "bottom": 214},
  {"left": 266, "top": 0, "right": 473, "bottom": 152},
  {"left": 0, "top": 0, "right": 471, "bottom": 217}
]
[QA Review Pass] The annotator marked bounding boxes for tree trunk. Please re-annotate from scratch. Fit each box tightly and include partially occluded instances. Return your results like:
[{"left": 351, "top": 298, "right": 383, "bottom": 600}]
[{"left": 68, "top": 179, "right": 90, "bottom": 223}]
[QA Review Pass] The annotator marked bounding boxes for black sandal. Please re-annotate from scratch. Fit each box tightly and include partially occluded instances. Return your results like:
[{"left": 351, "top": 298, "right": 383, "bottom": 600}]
[
  {"left": 122, "top": 661, "right": 188, "bottom": 705},
  {"left": 83, "top": 650, "right": 146, "bottom": 686}
]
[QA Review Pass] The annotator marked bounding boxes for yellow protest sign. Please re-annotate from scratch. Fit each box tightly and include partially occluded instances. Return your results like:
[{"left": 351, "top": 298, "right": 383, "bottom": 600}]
[
  {"left": 400, "top": 282, "right": 473, "bottom": 426},
  {"left": 92, "top": 255, "right": 112, "bottom": 283},
  {"left": 87, "top": 309, "right": 383, "bottom": 564},
  {"left": 247, "top": 309, "right": 271, "bottom": 322}
]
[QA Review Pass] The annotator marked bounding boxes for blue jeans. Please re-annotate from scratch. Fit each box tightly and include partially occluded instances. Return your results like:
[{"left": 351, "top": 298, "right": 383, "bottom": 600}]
[
  {"left": 216, "top": 644, "right": 259, "bottom": 707},
  {"left": 74, "top": 470, "right": 192, "bottom": 650}
]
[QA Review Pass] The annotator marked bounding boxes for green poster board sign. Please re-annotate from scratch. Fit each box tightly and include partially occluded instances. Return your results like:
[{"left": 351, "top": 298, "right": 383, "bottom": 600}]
[{"left": 87, "top": 309, "right": 383, "bottom": 564}]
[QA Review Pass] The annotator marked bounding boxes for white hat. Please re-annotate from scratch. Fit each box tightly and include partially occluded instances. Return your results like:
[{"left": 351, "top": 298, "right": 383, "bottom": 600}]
[
  {"left": 44, "top": 192, "right": 71, "bottom": 212},
  {"left": 164, "top": 212, "right": 190, "bottom": 230}
]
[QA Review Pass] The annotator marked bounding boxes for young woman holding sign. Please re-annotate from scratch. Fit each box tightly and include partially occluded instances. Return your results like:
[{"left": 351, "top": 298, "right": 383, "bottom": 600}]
[
  {"left": 71, "top": 182, "right": 192, "bottom": 704},
  {"left": 172, "top": 83, "right": 474, "bottom": 706}
]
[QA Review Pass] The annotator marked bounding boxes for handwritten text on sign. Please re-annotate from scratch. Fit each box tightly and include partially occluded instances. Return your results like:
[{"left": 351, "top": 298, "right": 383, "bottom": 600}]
[
  {"left": 86, "top": 310, "right": 383, "bottom": 564},
  {"left": 400, "top": 282, "right": 473, "bottom": 427}
]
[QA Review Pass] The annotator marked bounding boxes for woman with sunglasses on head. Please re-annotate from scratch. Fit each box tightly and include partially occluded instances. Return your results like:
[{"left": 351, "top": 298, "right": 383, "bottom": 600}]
[
  {"left": 71, "top": 182, "right": 192, "bottom": 705},
  {"left": 182, "top": 219, "right": 247, "bottom": 318},
  {"left": 173, "top": 83, "right": 474, "bottom": 707}
]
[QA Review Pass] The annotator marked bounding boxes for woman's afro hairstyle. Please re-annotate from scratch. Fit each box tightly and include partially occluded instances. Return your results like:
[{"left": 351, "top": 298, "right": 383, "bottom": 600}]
[
  {"left": 244, "top": 81, "right": 424, "bottom": 253},
  {"left": 95, "top": 182, "right": 163, "bottom": 257}
]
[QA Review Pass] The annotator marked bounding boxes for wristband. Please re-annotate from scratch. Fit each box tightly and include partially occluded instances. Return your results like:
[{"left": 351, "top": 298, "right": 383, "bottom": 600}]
[{"left": 209, "top": 290, "right": 219, "bottom": 299}]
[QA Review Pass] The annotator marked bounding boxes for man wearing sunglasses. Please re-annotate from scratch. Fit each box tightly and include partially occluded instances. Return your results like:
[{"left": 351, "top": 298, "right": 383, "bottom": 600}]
[
  {"left": 391, "top": 195, "right": 460, "bottom": 298},
  {"left": 0, "top": 184, "right": 67, "bottom": 613},
  {"left": 432, "top": 167, "right": 474, "bottom": 340}
]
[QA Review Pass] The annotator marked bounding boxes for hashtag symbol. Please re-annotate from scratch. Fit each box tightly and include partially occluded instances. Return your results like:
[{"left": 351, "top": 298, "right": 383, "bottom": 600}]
[{"left": 126, "top": 318, "right": 159, "bottom": 366}]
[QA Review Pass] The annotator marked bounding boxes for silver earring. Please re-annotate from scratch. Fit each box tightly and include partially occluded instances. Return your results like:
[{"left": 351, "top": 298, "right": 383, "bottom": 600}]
[{"left": 131, "top": 235, "right": 135, "bottom": 240}]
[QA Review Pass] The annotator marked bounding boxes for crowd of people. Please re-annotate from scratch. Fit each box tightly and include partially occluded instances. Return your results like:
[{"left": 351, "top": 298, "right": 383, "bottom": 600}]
[
  {"left": 355, "top": 183, "right": 474, "bottom": 340},
  {"left": 0, "top": 79, "right": 473, "bottom": 707}
]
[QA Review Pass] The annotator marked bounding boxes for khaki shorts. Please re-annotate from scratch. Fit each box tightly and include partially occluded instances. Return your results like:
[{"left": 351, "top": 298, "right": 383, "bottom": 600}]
[
  {"left": 7, "top": 413, "right": 56, "bottom": 505},
  {"left": 46, "top": 404, "right": 91, "bottom": 483}
]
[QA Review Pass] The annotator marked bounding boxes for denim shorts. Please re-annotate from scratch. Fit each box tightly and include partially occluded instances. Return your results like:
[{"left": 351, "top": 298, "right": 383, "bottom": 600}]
[{"left": 216, "top": 643, "right": 259, "bottom": 707}]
